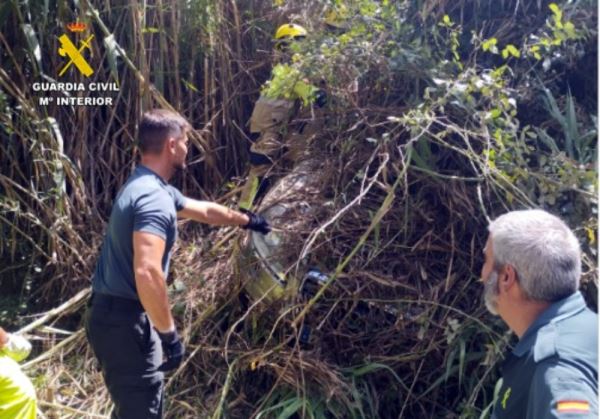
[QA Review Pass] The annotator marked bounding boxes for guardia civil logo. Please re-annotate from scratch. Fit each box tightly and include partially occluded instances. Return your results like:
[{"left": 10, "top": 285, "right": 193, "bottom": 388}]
[
  {"left": 58, "top": 22, "right": 94, "bottom": 77},
  {"left": 34, "top": 21, "right": 119, "bottom": 107}
]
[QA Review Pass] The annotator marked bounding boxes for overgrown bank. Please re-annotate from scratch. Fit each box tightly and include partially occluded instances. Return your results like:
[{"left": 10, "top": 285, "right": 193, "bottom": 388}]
[{"left": 0, "top": 0, "right": 597, "bottom": 417}]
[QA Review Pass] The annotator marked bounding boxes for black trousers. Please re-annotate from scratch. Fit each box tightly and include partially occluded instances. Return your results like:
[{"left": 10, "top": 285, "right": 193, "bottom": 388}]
[{"left": 84, "top": 293, "right": 164, "bottom": 419}]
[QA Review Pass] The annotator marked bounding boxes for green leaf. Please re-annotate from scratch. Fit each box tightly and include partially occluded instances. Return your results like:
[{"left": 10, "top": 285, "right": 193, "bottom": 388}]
[
  {"left": 507, "top": 44, "right": 520, "bottom": 57},
  {"left": 410, "top": 146, "right": 433, "bottom": 170},
  {"left": 482, "top": 37, "right": 497, "bottom": 52},
  {"left": 502, "top": 44, "right": 520, "bottom": 59},
  {"left": 554, "top": 16, "right": 563, "bottom": 29},
  {"left": 442, "top": 14, "right": 451, "bottom": 25},
  {"left": 349, "top": 362, "right": 409, "bottom": 391},
  {"left": 564, "top": 21, "right": 577, "bottom": 38},
  {"left": 276, "top": 398, "right": 303, "bottom": 419},
  {"left": 459, "top": 339, "right": 466, "bottom": 387},
  {"left": 535, "top": 128, "right": 560, "bottom": 154},
  {"left": 549, "top": 3, "right": 562, "bottom": 20},
  {"left": 565, "top": 90, "right": 578, "bottom": 159},
  {"left": 491, "top": 65, "right": 508, "bottom": 79},
  {"left": 182, "top": 79, "right": 199, "bottom": 93},
  {"left": 529, "top": 45, "right": 542, "bottom": 59},
  {"left": 142, "top": 27, "right": 161, "bottom": 34},
  {"left": 262, "top": 63, "right": 317, "bottom": 106}
]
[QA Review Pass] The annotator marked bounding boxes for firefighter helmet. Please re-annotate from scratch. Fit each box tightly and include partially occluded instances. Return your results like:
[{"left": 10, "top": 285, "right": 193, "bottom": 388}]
[{"left": 274, "top": 23, "right": 308, "bottom": 41}]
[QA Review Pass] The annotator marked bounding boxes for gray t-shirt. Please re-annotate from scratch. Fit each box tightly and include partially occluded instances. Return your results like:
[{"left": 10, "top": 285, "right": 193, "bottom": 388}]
[{"left": 92, "top": 165, "right": 187, "bottom": 300}]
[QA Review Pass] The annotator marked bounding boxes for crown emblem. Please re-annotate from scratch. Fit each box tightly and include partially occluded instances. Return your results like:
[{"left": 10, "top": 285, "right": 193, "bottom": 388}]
[{"left": 67, "top": 22, "right": 87, "bottom": 32}]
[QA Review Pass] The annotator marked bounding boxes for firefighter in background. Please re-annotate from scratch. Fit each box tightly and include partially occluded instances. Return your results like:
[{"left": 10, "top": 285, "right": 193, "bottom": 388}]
[
  {"left": 239, "top": 23, "right": 327, "bottom": 210},
  {"left": 0, "top": 327, "right": 36, "bottom": 419}
]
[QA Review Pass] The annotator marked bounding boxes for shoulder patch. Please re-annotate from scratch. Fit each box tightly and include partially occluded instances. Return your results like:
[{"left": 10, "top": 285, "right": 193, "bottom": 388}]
[
  {"left": 557, "top": 400, "right": 590, "bottom": 414},
  {"left": 533, "top": 323, "right": 557, "bottom": 362}
]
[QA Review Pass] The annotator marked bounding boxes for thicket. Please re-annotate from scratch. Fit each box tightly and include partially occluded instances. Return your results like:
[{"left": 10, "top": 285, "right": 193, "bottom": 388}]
[{"left": 0, "top": 0, "right": 597, "bottom": 418}]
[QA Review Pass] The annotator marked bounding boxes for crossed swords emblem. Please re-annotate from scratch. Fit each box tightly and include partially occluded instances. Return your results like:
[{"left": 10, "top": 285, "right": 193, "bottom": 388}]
[{"left": 58, "top": 34, "right": 94, "bottom": 77}]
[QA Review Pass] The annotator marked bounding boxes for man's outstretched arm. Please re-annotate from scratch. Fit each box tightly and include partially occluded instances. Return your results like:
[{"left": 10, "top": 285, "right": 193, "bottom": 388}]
[
  {"left": 178, "top": 199, "right": 249, "bottom": 225},
  {"left": 178, "top": 198, "right": 271, "bottom": 235}
]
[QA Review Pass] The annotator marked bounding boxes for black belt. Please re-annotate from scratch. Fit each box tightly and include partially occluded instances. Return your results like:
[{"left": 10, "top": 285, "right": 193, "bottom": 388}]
[{"left": 89, "top": 292, "right": 144, "bottom": 312}]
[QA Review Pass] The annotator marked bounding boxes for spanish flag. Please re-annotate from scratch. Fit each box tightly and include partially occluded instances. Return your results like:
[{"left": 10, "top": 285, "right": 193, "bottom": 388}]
[{"left": 556, "top": 400, "right": 590, "bottom": 414}]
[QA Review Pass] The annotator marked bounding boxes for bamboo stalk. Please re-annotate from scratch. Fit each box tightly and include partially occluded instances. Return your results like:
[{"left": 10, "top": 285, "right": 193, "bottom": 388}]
[
  {"left": 17, "top": 289, "right": 90, "bottom": 335},
  {"left": 22, "top": 329, "right": 85, "bottom": 369}
]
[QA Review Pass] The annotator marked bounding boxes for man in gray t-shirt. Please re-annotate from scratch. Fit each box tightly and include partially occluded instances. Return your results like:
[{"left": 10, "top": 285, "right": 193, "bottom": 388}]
[
  {"left": 85, "top": 109, "right": 270, "bottom": 419},
  {"left": 92, "top": 164, "right": 187, "bottom": 300}
]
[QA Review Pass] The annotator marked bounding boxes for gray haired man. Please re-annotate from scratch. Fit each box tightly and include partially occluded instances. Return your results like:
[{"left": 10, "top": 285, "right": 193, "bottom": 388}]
[{"left": 481, "top": 209, "right": 598, "bottom": 418}]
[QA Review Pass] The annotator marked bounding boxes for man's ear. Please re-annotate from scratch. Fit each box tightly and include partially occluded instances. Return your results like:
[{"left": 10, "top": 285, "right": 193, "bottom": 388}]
[
  {"left": 166, "top": 137, "right": 176, "bottom": 154},
  {"left": 499, "top": 264, "right": 518, "bottom": 292}
]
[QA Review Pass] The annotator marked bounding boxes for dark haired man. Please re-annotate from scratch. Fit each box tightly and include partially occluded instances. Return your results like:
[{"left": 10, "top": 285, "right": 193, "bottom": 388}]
[{"left": 85, "top": 109, "right": 270, "bottom": 419}]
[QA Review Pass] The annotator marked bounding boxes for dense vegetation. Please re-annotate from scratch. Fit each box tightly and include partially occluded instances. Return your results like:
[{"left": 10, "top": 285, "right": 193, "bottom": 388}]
[{"left": 0, "top": 0, "right": 597, "bottom": 417}]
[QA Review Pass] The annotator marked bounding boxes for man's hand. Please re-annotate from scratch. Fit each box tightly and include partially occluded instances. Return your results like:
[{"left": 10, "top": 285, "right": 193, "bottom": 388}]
[
  {"left": 157, "top": 329, "right": 185, "bottom": 372},
  {"left": 240, "top": 208, "right": 271, "bottom": 235}
]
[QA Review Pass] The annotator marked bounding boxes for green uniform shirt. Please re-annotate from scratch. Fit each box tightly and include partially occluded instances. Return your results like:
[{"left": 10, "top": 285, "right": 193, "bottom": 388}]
[{"left": 492, "top": 291, "right": 598, "bottom": 419}]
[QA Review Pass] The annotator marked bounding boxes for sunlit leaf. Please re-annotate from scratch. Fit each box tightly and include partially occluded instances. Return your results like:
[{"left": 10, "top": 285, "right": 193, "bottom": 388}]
[
  {"left": 549, "top": 3, "right": 562, "bottom": 19},
  {"left": 502, "top": 44, "right": 520, "bottom": 58}
]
